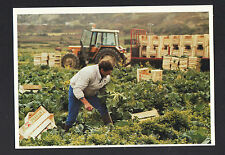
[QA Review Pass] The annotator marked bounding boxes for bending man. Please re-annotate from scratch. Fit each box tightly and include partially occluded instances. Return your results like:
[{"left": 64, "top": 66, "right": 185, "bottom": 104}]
[{"left": 65, "top": 60, "right": 113, "bottom": 131}]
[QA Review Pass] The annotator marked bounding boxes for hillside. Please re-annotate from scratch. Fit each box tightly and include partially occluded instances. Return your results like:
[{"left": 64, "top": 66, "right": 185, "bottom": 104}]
[{"left": 17, "top": 12, "right": 209, "bottom": 35}]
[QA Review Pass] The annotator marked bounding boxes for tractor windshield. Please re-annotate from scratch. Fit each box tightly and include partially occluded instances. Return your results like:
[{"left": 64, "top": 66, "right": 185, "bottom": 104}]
[
  {"left": 102, "top": 33, "right": 117, "bottom": 46},
  {"left": 81, "top": 29, "right": 92, "bottom": 47}
]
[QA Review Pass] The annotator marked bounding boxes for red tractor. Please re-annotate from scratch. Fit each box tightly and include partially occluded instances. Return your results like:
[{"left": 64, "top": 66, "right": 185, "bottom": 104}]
[{"left": 61, "top": 28, "right": 127, "bottom": 68}]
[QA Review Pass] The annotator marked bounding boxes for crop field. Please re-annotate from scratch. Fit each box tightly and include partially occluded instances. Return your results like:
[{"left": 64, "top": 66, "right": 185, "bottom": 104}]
[{"left": 17, "top": 51, "right": 211, "bottom": 146}]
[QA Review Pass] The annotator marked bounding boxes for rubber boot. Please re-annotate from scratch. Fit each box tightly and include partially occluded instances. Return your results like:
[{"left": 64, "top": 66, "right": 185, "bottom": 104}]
[
  {"left": 101, "top": 112, "right": 113, "bottom": 125},
  {"left": 64, "top": 124, "right": 72, "bottom": 132}
]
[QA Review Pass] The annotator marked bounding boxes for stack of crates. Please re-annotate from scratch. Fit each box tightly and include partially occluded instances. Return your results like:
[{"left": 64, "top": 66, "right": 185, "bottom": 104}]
[
  {"left": 48, "top": 53, "right": 55, "bottom": 67},
  {"left": 179, "top": 58, "right": 188, "bottom": 71},
  {"left": 188, "top": 57, "right": 201, "bottom": 72},
  {"left": 139, "top": 35, "right": 148, "bottom": 57},
  {"left": 182, "top": 35, "right": 194, "bottom": 57},
  {"left": 137, "top": 34, "right": 209, "bottom": 59},
  {"left": 41, "top": 53, "right": 48, "bottom": 65},
  {"left": 34, "top": 52, "right": 61, "bottom": 67},
  {"left": 169, "top": 35, "right": 180, "bottom": 57},
  {"left": 162, "top": 56, "right": 171, "bottom": 70},
  {"left": 160, "top": 36, "right": 170, "bottom": 57},
  {"left": 203, "top": 34, "right": 210, "bottom": 58},
  {"left": 149, "top": 35, "right": 159, "bottom": 58},
  {"left": 171, "top": 57, "right": 180, "bottom": 70},
  {"left": 54, "top": 52, "right": 61, "bottom": 67},
  {"left": 33, "top": 54, "right": 41, "bottom": 66}
]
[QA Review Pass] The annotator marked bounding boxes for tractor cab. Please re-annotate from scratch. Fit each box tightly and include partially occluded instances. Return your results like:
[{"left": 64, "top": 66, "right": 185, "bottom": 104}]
[
  {"left": 80, "top": 29, "right": 121, "bottom": 64},
  {"left": 81, "top": 28, "right": 120, "bottom": 48}
]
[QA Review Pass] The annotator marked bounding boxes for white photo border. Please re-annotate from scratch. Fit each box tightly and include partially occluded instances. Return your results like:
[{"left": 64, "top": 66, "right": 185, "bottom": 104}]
[{"left": 13, "top": 5, "right": 214, "bottom": 149}]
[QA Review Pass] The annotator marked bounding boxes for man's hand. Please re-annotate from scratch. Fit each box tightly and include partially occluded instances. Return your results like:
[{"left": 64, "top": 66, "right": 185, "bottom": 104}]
[
  {"left": 80, "top": 97, "right": 93, "bottom": 111},
  {"left": 84, "top": 103, "right": 93, "bottom": 111}
]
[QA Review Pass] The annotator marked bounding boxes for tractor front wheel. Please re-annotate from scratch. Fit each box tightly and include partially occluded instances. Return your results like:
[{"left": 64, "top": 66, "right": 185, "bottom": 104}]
[
  {"left": 94, "top": 48, "right": 122, "bottom": 66},
  {"left": 61, "top": 53, "right": 80, "bottom": 69}
]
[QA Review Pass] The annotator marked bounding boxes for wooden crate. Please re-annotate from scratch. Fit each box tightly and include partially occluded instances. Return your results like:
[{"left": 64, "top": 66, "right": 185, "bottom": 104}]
[
  {"left": 137, "top": 68, "right": 151, "bottom": 82},
  {"left": 162, "top": 56, "right": 171, "bottom": 70},
  {"left": 171, "top": 50, "right": 179, "bottom": 57},
  {"left": 48, "top": 59, "right": 55, "bottom": 67},
  {"left": 188, "top": 57, "right": 201, "bottom": 71},
  {"left": 19, "top": 106, "right": 57, "bottom": 140},
  {"left": 24, "top": 112, "right": 34, "bottom": 123},
  {"left": 139, "top": 35, "right": 148, "bottom": 46},
  {"left": 146, "top": 46, "right": 151, "bottom": 58},
  {"left": 40, "top": 60, "right": 48, "bottom": 65},
  {"left": 33, "top": 54, "right": 41, "bottom": 66},
  {"left": 183, "top": 49, "right": 193, "bottom": 57},
  {"left": 23, "top": 84, "right": 42, "bottom": 90},
  {"left": 203, "top": 46, "right": 209, "bottom": 58},
  {"left": 151, "top": 70, "right": 163, "bottom": 82},
  {"left": 132, "top": 109, "right": 159, "bottom": 121},
  {"left": 25, "top": 112, "right": 56, "bottom": 130},
  {"left": 41, "top": 53, "right": 48, "bottom": 60},
  {"left": 171, "top": 57, "right": 179, "bottom": 70},
  {"left": 54, "top": 53, "right": 61, "bottom": 67},
  {"left": 139, "top": 45, "right": 147, "bottom": 57},
  {"left": 48, "top": 53, "right": 55, "bottom": 58},
  {"left": 179, "top": 58, "right": 188, "bottom": 71}
]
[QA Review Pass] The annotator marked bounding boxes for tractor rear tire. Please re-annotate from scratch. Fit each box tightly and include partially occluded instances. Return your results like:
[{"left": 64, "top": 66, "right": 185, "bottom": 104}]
[
  {"left": 61, "top": 53, "right": 80, "bottom": 69},
  {"left": 94, "top": 48, "right": 122, "bottom": 66}
]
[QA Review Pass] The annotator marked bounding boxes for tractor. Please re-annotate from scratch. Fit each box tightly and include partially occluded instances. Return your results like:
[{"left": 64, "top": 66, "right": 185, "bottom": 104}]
[{"left": 61, "top": 28, "right": 127, "bottom": 68}]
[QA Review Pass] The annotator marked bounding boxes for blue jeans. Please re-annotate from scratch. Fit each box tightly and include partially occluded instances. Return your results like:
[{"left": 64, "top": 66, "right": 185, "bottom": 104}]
[{"left": 66, "top": 85, "right": 108, "bottom": 126}]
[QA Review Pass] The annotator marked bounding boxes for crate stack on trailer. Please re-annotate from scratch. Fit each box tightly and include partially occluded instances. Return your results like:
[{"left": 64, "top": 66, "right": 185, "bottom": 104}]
[
  {"left": 130, "top": 29, "right": 209, "bottom": 71},
  {"left": 136, "top": 34, "right": 209, "bottom": 59}
]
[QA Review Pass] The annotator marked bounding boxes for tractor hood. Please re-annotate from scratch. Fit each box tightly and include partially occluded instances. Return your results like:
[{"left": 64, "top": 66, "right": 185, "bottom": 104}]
[{"left": 68, "top": 46, "right": 81, "bottom": 56}]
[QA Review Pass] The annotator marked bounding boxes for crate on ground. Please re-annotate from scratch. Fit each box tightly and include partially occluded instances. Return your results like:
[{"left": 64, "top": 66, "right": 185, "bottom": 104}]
[
  {"left": 132, "top": 108, "right": 159, "bottom": 122},
  {"left": 137, "top": 68, "right": 151, "bottom": 82},
  {"left": 19, "top": 106, "right": 57, "bottom": 140},
  {"left": 151, "top": 70, "right": 163, "bottom": 82},
  {"left": 22, "top": 84, "right": 42, "bottom": 90},
  {"left": 40, "top": 53, "right": 48, "bottom": 65},
  {"left": 48, "top": 59, "right": 55, "bottom": 67},
  {"left": 179, "top": 57, "right": 188, "bottom": 70},
  {"left": 53, "top": 52, "right": 61, "bottom": 67},
  {"left": 33, "top": 54, "right": 41, "bottom": 66},
  {"left": 34, "top": 52, "right": 61, "bottom": 67},
  {"left": 48, "top": 53, "right": 56, "bottom": 67},
  {"left": 188, "top": 56, "right": 201, "bottom": 71},
  {"left": 48, "top": 52, "right": 61, "bottom": 67},
  {"left": 137, "top": 68, "right": 163, "bottom": 82},
  {"left": 162, "top": 56, "right": 171, "bottom": 70},
  {"left": 171, "top": 57, "right": 179, "bottom": 70},
  {"left": 19, "top": 84, "right": 42, "bottom": 93}
]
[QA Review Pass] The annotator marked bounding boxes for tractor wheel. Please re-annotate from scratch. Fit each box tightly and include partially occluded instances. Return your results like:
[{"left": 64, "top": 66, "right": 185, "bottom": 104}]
[
  {"left": 61, "top": 53, "right": 80, "bottom": 69},
  {"left": 94, "top": 48, "right": 122, "bottom": 66}
]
